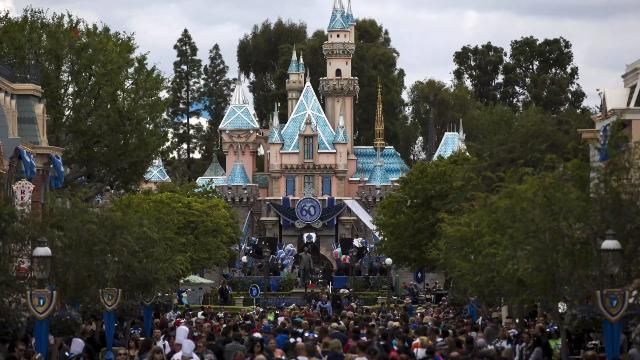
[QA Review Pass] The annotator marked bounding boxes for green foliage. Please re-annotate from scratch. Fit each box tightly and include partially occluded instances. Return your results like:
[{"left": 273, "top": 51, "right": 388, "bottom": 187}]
[
  {"left": 454, "top": 36, "right": 585, "bottom": 113},
  {"left": 237, "top": 18, "right": 412, "bottom": 160},
  {"left": 237, "top": 18, "right": 309, "bottom": 125},
  {"left": 438, "top": 168, "right": 593, "bottom": 308},
  {"left": 168, "top": 28, "right": 203, "bottom": 180},
  {"left": 0, "top": 201, "right": 30, "bottom": 342},
  {"left": 43, "top": 188, "right": 239, "bottom": 306},
  {"left": 376, "top": 100, "right": 598, "bottom": 309},
  {"left": 408, "top": 80, "right": 476, "bottom": 159},
  {"left": 200, "top": 43, "right": 233, "bottom": 163},
  {"left": 352, "top": 19, "right": 408, "bottom": 156},
  {"left": 0, "top": 8, "right": 167, "bottom": 193},
  {"left": 453, "top": 42, "right": 506, "bottom": 106},
  {"left": 376, "top": 154, "right": 477, "bottom": 269}
]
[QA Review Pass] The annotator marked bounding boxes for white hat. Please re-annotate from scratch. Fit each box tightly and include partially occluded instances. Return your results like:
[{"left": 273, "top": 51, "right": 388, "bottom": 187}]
[
  {"left": 70, "top": 338, "right": 85, "bottom": 356},
  {"left": 175, "top": 325, "right": 189, "bottom": 345},
  {"left": 181, "top": 340, "right": 195, "bottom": 359}
]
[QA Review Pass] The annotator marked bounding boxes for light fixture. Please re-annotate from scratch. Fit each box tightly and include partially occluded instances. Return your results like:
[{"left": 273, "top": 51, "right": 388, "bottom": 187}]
[
  {"left": 600, "top": 230, "right": 623, "bottom": 276},
  {"left": 31, "top": 237, "right": 52, "bottom": 282}
]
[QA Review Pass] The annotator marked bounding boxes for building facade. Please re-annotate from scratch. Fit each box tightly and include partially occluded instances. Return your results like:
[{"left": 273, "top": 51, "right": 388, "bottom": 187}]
[
  {"left": 0, "top": 64, "right": 64, "bottom": 216},
  {"left": 580, "top": 59, "right": 640, "bottom": 175},
  {"left": 195, "top": 0, "right": 410, "bottom": 271}
]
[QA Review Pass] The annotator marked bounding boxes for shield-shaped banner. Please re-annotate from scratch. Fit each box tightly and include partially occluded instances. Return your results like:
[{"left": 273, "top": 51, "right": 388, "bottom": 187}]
[
  {"left": 141, "top": 294, "right": 156, "bottom": 306},
  {"left": 27, "top": 288, "right": 58, "bottom": 320},
  {"left": 99, "top": 288, "right": 123, "bottom": 311},
  {"left": 596, "top": 289, "right": 630, "bottom": 323}
]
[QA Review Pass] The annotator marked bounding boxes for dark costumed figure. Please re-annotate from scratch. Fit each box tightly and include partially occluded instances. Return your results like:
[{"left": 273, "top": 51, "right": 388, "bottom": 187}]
[{"left": 298, "top": 246, "right": 314, "bottom": 291}]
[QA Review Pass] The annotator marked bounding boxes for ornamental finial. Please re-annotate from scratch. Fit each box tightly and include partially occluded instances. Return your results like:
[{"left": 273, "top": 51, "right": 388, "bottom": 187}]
[{"left": 374, "top": 78, "right": 385, "bottom": 151}]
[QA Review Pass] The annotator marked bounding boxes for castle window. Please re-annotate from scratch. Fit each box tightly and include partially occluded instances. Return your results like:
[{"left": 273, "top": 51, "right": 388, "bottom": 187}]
[
  {"left": 322, "top": 176, "right": 332, "bottom": 196},
  {"left": 304, "top": 175, "right": 314, "bottom": 194},
  {"left": 337, "top": 34, "right": 340, "bottom": 38},
  {"left": 304, "top": 136, "right": 314, "bottom": 160},
  {"left": 286, "top": 176, "right": 296, "bottom": 196},
  {"left": 335, "top": 68, "right": 342, "bottom": 78}
]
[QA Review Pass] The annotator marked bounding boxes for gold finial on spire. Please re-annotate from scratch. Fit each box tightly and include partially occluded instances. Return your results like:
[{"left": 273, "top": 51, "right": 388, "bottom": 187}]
[{"left": 374, "top": 78, "right": 385, "bottom": 151}]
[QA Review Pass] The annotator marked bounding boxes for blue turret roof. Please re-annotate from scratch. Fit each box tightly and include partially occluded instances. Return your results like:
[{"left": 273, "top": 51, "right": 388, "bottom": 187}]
[
  {"left": 433, "top": 124, "right": 467, "bottom": 160},
  {"left": 353, "top": 146, "right": 409, "bottom": 181},
  {"left": 196, "top": 177, "right": 227, "bottom": 188},
  {"left": 334, "top": 126, "right": 348, "bottom": 144},
  {"left": 195, "top": 157, "right": 227, "bottom": 188},
  {"left": 269, "top": 125, "right": 285, "bottom": 144},
  {"left": 288, "top": 46, "right": 299, "bottom": 74},
  {"left": 333, "top": 109, "right": 348, "bottom": 144},
  {"left": 228, "top": 161, "right": 251, "bottom": 186},
  {"left": 345, "top": 0, "right": 355, "bottom": 25},
  {"left": 280, "top": 81, "right": 336, "bottom": 152},
  {"left": 219, "top": 79, "right": 259, "bottom": 130},
  {"left": 367, "top": 158, "right": 391, "bottom": 186},
  {"left": 298, "top": 53, "right": 305, "bottom": 74},
  {"left": 144, "top": 158, "right": 171, "bottom": 183},
  {"left": 328, "top": 0, "right": 350, "bottom": 30}
]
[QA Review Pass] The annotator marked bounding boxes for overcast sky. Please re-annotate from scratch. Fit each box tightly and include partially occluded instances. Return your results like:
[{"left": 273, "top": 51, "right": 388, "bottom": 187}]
[{"left": 3, "top": 0, "right": 639, "bottom": 106}]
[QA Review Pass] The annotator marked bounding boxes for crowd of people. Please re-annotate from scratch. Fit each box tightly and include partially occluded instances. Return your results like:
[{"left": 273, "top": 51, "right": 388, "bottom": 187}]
[{"left": 2, "top": 285, "right": 640, "bottom": 360}]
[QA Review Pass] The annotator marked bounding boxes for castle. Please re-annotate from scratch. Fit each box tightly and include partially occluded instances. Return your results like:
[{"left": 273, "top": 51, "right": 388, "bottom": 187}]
[{"left": 151, "top": 0, "right": 410, "bottom": 272}]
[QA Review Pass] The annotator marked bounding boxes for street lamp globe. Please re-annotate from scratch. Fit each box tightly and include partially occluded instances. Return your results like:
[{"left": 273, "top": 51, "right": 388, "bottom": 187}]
[
  {"left": 385, "top": 258, "right": 393, "bottom": 266},
  {"left": 600, "top": 230, "right": 623, "bottom": 276},
  {"left": 32, "top": 237, "right": 52, "bottom": 282}
]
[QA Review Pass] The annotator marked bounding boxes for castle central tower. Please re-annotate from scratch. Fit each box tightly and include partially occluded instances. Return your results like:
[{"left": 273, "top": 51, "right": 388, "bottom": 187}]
[{"left": 319, "top": 0, "right": 359, "bottom": 151}]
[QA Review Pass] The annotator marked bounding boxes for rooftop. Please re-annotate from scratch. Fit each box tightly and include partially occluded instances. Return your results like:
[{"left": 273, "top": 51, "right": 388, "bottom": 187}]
[{"left": 280, "top": 81, "right": 336, "bottom": 152}]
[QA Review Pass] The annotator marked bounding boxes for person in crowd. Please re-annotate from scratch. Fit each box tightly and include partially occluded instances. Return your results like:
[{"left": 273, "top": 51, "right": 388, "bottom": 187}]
[
  {"left": 223, "top": 334, "right": 246, "bottom": 360},
  {"left": 218, "top": 280, "right": 232, "bottom": 306},
  {"left": 154, "top": 329, "right": 171, "bottom": 355},
  {"left": 127, "top": 338, "right": 140, "bottom": 360},
  {"left": 146, "top": 347, "right": 166, "bottom": 360}
]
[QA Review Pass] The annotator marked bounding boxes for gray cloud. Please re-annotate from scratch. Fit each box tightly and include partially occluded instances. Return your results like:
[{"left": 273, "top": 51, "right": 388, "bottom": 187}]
[{"left": 11, "top": 0, "right": 639, "bottom": 106}]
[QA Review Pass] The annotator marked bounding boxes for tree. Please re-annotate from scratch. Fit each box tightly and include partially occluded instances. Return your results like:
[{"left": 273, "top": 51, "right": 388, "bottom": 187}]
[
  {"left": 44, "top": 185, "right": 239, "bottom": 306},
  {"left": 0, "top": 9, "right": 167, "bottom": 194},
  {"left": 236, "top": 19, "right": 411, "bottom": 162},
  {"left": 168, "top": 28, "right": 203, "bottom": 180},
  {"left": 376, "top": 153, "right": 477, "bottom": 269},
  {"left": 200, "top": 43, "right": 233, "bottom": 163},
  {"left": 352, "top": 19, "right": 408, "bottom": 158},
  {"left": 237, "top": 19, "right": 309, "bottom": 125},
  {"left": 453, "top": 36, "right": 585, "bottom": 113},
  {"left": 438, "top": 166, "right": 594, "bottom": 309},
  {"left": 408, "top": 80, "right": 475, "bottom": 159},
  {"left": 453, "top": 42, "right": 506, "bottom": 106},
  {"left": 502, "top": 36, "right": 585, "bottom": 113},
  {"left": 464, "top": 106, "right": 591, "bottom": 176}
]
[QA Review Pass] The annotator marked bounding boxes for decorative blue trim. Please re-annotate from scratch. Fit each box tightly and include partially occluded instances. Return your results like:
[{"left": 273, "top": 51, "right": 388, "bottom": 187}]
[{"left": 281, "top": 82, "right": 336, "bottom": 152}]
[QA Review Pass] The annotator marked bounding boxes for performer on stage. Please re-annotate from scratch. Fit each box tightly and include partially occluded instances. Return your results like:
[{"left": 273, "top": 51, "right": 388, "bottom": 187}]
[{"left": 298, "top": 246, "right": 314, "bottom": 291}]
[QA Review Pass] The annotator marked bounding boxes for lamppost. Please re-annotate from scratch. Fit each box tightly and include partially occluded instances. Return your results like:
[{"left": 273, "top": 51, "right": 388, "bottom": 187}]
[
  {"left": 27, "top": 237, "right": 57, "bottom": 360},
  {"left": 264, "top": 247, "right": 271, "bottom": 293},
  {"left": 99, "top": 253, "right": 122, "bottom": 360},
  {"left": 600, "top": 230, "right": 623, "bottom": 284},
  {"left": 596, "top": 230, "right": 628, "bottom": 360},
  {"left": 384, "top": 258, "right": 393, "bottom": 301}
]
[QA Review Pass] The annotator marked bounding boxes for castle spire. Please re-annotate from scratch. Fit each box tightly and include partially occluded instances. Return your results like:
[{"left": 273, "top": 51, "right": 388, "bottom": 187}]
[
  {"left": 231, "top": 75, "right": 248, "bottom": 105},
  {"left": 374, "top": 79, "right": 385, "bottom": 151},
  {"left": 288, "top": 45, "right": 299, "bottom": 73},
  {"left": 272, "top": 103, "right": 279, "bottom": 128},
  {"left": 346, "top": 0, "right": 355, "bottom": 24},
  {"left": 299, "top": 52, "right": 305, "bottom": 73}
]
